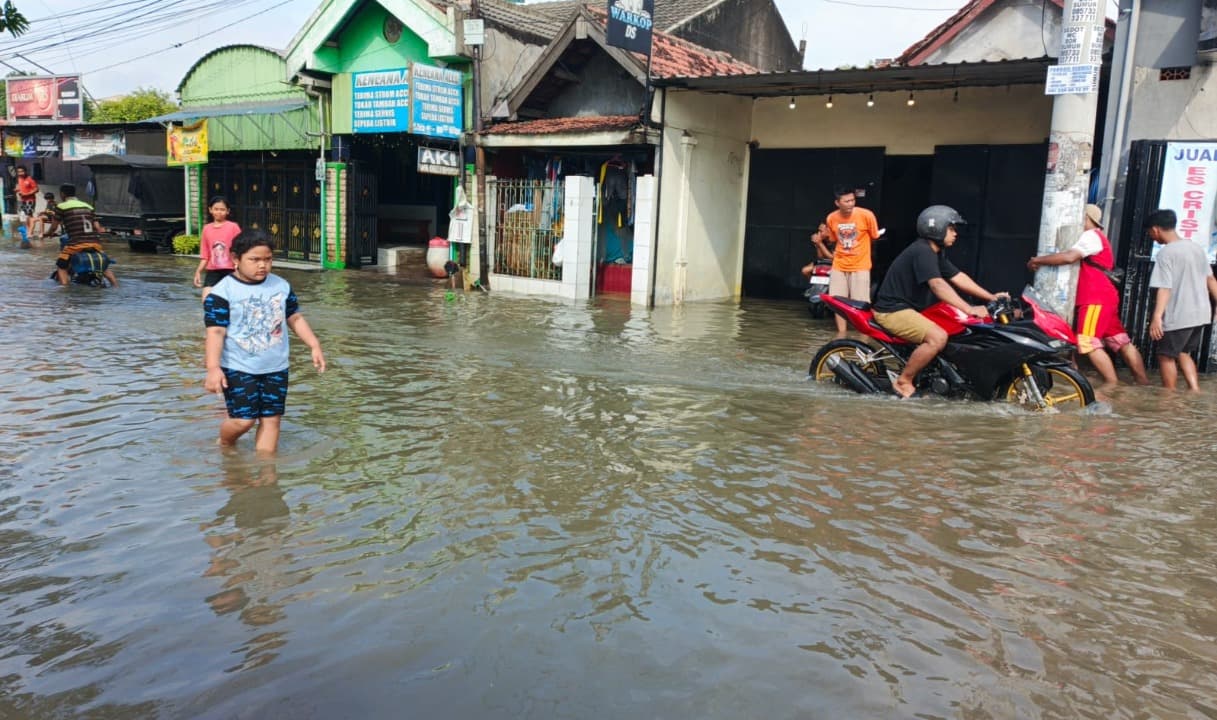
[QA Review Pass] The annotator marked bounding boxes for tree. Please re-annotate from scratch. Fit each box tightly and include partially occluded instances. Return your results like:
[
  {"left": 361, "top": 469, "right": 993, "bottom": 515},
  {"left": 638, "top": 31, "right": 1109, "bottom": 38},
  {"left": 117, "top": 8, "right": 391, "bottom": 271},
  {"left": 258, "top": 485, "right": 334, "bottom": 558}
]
[
  {"left": 89, "top": 87, "right": 178, "bottom": 123},
  {"left": 1, "top": 1, "right": 29, "bottom": 36}
]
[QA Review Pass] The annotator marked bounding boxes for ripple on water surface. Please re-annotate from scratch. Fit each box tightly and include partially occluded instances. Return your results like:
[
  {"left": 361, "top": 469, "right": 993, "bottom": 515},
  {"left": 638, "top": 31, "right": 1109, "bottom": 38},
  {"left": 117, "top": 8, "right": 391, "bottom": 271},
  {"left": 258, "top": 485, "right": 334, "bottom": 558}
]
[{"left": 2, "top": 244, "right": 1217, "bottom": 718}]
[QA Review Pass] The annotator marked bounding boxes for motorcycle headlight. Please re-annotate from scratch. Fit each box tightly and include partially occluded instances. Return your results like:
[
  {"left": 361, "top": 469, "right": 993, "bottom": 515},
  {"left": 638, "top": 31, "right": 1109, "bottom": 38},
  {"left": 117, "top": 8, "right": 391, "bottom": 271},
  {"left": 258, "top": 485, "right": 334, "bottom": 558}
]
[{"left": 1048, "top": 339, "right": 1070, "bottom": 350}]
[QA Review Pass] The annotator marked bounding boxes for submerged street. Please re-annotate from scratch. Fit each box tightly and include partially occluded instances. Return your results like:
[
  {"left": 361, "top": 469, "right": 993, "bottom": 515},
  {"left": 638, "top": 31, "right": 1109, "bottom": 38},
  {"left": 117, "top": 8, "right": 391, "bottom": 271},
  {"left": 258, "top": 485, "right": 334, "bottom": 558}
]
[{"left": 3, "top": 243, "right": 1217, "bottom": 719}]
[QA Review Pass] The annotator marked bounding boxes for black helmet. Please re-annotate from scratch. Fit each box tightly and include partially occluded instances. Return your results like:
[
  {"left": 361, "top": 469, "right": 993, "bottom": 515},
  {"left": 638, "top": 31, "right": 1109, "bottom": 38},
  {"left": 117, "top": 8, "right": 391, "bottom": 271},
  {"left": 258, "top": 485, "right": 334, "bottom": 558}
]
[{"left": 916, "top": 205, "right": 965, "bottom": 243}]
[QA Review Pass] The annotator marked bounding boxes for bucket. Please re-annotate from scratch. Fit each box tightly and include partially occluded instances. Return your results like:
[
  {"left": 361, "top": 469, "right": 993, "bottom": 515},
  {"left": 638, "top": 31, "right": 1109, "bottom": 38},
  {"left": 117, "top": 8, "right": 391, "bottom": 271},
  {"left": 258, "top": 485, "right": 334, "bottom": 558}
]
[{"left": 426, "top": 237, "right": 450, "bottom": 278}]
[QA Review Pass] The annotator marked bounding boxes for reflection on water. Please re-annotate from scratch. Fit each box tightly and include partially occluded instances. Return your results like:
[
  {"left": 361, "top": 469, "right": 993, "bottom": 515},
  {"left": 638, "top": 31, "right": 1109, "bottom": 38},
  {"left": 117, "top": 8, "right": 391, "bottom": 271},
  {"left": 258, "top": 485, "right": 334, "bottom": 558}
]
[{"left": 2, "top": 243, "right": 1217, "bottom": 718}]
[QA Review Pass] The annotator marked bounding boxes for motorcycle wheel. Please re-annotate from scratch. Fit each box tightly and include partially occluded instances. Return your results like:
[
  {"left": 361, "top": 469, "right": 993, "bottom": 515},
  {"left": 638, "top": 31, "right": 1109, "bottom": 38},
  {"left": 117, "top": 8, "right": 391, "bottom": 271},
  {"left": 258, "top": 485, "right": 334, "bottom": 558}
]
[
  {"left": 1003, "top": 365, "right": 1095, "bottom": 410},
  {"left": 809, "top": 339, "right": 886, "bottom": 382}
]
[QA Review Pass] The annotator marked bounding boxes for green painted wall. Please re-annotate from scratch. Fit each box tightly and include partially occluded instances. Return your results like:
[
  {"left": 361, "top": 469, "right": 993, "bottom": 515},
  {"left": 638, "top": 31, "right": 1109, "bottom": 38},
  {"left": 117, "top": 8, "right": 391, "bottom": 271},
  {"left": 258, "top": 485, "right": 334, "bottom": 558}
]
[
  {"left": 179, "top": 45, "right": 319, "bottom": 152},
  {"left": 318, "top": 4, "right": 468, "bottom": 135}
]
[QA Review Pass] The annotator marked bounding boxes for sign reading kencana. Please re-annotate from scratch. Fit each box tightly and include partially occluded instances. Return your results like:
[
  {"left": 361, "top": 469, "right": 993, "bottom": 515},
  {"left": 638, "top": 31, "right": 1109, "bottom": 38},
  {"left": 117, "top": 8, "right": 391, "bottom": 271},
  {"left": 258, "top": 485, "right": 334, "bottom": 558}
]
[
  {"left": 605, "top": 0, "right": 654, "bottom": 56},
  {"left": 352, "top": 65, "right": 464, "bottom": 139},
  {"left": 417, "top": 146, "right": 460, "bottom": 176}
]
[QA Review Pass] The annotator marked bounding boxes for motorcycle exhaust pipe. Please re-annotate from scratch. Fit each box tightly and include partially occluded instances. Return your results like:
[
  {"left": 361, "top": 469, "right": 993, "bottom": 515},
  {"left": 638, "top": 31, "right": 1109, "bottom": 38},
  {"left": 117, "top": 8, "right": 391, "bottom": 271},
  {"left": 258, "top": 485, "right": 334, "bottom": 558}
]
[{"left": 826, "top": 354, "right": 884, "bottom": 394}]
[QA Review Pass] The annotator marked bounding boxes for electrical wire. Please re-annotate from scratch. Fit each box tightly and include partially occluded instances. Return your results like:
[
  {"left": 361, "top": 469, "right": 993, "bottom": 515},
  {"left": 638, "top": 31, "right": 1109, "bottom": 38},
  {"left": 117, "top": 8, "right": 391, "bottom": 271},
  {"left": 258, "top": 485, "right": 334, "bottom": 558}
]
[{"left": 82, "top": 0, "right": 301, "bottom": 75}]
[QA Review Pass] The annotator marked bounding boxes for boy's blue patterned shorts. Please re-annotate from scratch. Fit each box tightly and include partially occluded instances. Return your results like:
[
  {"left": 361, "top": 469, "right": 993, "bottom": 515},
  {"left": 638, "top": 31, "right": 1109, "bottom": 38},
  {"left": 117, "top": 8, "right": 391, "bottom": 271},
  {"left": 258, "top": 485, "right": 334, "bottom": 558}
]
[{"left": 221, "top": 368, "right": 289, "bottom": 419}]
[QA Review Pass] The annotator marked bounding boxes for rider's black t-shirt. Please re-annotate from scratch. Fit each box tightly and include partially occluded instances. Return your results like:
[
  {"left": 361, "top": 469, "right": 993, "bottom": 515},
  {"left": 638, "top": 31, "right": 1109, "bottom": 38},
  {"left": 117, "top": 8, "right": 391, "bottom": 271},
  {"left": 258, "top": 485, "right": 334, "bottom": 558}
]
[{"left": 873, "top": 239, "right": 960, "bottom": 313}]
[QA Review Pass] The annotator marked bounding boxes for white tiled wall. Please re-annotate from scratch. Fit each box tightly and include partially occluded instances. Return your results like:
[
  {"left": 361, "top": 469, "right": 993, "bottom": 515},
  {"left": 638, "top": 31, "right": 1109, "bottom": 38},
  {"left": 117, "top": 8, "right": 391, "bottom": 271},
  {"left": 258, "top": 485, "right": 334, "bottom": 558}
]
[
  {"left": 631, "top": 175, "right": 656, "bottom": 307},
  {"left": 561, "top": 175, "right": 596, "bottom": 300}
]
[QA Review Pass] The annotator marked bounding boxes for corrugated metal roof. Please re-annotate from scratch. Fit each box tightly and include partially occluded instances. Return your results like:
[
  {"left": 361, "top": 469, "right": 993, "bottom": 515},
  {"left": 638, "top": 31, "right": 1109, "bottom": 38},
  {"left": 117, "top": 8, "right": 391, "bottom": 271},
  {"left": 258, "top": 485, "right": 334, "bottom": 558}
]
[
  {"left": 144, "top": 99, "right": 310, "bottom": 124},
  {"left": 653, "top": 57, "right": 1053, "bottom": 97}
]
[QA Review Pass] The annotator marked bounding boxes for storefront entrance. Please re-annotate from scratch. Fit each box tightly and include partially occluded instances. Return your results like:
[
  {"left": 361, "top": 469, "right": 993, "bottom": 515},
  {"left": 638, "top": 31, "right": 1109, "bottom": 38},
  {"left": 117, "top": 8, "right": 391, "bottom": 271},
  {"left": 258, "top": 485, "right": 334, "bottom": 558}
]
[{"left": 205, "top": 152, "right": 320, "bottom": 261}]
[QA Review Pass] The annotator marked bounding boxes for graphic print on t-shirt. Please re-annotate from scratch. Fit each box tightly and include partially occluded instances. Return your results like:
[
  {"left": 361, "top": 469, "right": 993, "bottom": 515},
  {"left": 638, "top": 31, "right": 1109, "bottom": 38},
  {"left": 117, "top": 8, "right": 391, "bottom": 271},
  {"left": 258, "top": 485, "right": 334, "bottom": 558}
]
[
  {"left": 836, "top": 222, "right": 859, "bottom": 251},
  {"left": 231, "top": 293, "right": 286, "bottom": 355},
  {"left": 211, "top": 242, "right": 231, "bottom": 269}
]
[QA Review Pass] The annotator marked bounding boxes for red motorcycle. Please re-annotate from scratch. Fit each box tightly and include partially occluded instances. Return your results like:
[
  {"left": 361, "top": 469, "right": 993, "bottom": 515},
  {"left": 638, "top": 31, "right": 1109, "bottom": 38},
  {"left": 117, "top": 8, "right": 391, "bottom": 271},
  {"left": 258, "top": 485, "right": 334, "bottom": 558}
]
[{"left": 809, "top": 287, "right": 1095, "bottom": 410}]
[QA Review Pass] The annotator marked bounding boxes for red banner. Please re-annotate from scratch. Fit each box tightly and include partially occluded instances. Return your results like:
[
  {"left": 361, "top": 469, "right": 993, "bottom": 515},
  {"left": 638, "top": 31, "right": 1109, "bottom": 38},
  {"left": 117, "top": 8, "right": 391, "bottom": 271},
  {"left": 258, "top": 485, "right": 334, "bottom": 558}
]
[{"left": 5, "top": 75, "right": 82, "bottom": 123}]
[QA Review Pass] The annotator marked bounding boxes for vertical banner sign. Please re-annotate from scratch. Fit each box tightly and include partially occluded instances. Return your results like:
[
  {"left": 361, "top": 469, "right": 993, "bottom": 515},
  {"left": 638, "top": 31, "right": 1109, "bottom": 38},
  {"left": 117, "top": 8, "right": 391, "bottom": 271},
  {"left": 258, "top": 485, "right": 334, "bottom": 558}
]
[
  {"left": 605, "top": 0, "right": 654, "bottom": 56},
  {"left": 352, "top": 69, "right": 411, "bottom": 133},
  {"left": 410, "top": 64, "right": 464, "bottom": 139},
  {"left": 1158, "top": 142, "right": 1217, "bottom": 263},
  {"left": 167, "top": 121, "right": 209, "bottom": 165}
]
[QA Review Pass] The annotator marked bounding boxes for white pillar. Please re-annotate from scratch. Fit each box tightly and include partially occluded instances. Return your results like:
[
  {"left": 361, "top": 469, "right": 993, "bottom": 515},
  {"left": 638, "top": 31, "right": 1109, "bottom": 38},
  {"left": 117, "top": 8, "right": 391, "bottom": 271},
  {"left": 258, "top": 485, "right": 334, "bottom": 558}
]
[
  {"left": 561, "top": 175, "right": 596, "bottom": 300},
  {"left": 1034, "top": 0, "right": 1107, "bottom": 320},
  {"left": 631, "top": 175, "right": 657, "bottom": 307},
  {"left": 673, "top": 132, "right": 698, "bottom": 305}
]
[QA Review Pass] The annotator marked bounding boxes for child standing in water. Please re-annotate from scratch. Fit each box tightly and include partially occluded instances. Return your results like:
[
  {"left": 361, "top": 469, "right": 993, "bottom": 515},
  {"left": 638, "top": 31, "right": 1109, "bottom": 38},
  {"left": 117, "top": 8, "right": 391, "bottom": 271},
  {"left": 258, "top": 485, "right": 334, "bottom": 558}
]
[
  {"left": 193, "top": 196, "right": 241, "bottom": 301},
  {"left": 203, "top": 230, "right": 326, "bottom": 454}
]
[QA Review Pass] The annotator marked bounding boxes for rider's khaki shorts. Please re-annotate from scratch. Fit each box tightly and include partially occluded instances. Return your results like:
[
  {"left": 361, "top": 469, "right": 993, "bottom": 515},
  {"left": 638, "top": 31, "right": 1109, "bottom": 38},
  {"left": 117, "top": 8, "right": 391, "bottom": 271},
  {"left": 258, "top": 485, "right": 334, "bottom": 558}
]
[
  {"left": 873, "top": 308, "right": 938, "bottom": 344},
  {"left": 828, "top": 269, "right": 870, "bottom": 301}
]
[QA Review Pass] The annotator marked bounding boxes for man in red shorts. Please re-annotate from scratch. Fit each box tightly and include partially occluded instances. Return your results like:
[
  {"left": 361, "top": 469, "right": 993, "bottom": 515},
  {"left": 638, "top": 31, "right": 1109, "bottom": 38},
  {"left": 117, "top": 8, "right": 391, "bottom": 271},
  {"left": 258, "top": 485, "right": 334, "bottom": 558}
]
[{"left": 1027, "top": 204, "right": 1148, "bottom": 389}]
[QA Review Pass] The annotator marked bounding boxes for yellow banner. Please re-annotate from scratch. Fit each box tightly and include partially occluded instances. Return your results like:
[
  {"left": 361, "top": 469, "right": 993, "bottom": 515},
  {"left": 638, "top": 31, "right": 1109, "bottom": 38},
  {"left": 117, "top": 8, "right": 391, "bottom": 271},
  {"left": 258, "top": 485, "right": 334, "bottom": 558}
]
[
  {"left": 2, "top": 133, "right": 23, "bottom": 157},
  {"left": 167, "top": 120, "right": 208, "bottom": 165}
]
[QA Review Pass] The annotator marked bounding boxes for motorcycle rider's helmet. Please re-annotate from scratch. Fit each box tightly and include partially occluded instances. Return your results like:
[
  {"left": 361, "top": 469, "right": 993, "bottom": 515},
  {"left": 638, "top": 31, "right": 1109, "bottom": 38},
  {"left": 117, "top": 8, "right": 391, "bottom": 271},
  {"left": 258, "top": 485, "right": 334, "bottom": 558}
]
[{"left": 916, "top": 205, "right": 966, "bottom": 243}]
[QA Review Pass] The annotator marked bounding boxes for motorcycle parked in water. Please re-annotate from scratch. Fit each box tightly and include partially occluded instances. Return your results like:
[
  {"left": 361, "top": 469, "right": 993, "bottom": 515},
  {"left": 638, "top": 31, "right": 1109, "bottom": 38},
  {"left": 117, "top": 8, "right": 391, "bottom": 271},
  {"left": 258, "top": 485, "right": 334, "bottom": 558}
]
[
  {"left": 809, "top": 287, "right": 1095, "bottom": 410},
  {"left": 804, "top": 259, "right": 833, "bottom": 318}
]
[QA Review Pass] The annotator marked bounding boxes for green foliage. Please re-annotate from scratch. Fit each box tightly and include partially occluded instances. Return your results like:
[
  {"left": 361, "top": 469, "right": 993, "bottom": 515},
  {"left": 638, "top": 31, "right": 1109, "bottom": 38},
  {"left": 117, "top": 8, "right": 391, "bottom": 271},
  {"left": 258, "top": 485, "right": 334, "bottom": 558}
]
[
  {"left": 90, "top": 87, "right": 178, "bottom": 124},
  {"left": 1, "top": 1, "right": 29, "bottom": 37},
  {"left": 172, "top": 234, "right": 200, "bottom": 255}
]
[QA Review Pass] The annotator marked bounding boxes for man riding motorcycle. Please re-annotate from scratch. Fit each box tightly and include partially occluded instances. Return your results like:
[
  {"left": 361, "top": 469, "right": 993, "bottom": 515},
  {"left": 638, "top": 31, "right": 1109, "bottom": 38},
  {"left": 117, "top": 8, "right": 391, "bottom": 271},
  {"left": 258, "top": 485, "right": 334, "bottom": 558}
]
[
  {"left": 871, "top": 205, "right": 1004, "bottom": 398},
  {"left": 54, "top": 183, "right": 118, "bottom": 288}
]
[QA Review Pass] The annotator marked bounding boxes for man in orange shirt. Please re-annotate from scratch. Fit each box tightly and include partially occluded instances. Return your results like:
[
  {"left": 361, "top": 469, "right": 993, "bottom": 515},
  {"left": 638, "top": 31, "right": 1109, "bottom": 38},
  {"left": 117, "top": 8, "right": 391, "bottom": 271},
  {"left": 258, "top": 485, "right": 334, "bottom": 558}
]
[
  {"left": 15, "top": 165, "right": 40, "bottom": 239},
  {"left": 813, "top": 187, "right": 881, "bottom": 337}
]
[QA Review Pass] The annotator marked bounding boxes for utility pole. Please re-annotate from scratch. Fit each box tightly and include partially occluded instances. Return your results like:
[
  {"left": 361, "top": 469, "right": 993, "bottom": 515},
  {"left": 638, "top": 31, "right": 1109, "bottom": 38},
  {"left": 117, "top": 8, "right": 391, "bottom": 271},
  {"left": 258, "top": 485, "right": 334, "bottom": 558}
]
[
  {"left": 1034, "top": 0, "right": 1107, "bottom": 320},
  {"left": 470, "top": 0, "right": 490, "bottom": 289}
]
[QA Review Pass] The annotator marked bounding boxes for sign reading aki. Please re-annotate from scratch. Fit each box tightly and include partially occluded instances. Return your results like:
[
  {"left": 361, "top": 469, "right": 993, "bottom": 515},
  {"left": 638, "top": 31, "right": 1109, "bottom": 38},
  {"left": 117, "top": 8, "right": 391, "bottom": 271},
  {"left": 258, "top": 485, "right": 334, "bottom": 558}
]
[{"left": 417, "top": 146, "right": 460, "bottom": 176}]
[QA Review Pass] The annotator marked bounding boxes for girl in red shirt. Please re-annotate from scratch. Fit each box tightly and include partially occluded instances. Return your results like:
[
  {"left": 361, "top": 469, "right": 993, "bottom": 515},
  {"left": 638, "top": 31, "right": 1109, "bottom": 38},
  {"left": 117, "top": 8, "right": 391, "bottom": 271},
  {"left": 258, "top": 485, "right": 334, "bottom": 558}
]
[{"left": 192, "top": 196, "right": 241, "bottom": 301}]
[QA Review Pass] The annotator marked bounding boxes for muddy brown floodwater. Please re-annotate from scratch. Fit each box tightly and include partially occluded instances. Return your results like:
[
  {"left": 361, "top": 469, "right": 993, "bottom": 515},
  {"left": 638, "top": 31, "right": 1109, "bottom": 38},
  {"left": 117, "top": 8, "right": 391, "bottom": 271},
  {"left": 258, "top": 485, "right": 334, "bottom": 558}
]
[{"left": 2, "top": 242, "right": 1217, "bottom": 719}]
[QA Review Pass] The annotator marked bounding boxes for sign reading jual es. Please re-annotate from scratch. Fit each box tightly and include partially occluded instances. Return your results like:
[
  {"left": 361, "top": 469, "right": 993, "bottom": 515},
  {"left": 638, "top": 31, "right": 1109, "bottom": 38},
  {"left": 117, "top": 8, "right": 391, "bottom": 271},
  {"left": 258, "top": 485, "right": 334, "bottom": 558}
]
[{"left": 352, "top": 64, "right": 464, "bottom": 139}]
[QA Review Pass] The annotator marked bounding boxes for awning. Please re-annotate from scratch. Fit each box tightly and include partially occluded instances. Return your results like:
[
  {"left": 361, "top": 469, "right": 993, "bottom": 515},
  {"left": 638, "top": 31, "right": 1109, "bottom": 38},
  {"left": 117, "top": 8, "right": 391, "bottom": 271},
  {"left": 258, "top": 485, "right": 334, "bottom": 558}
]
[
  {"left": 652, "top": 57, "right": 1053, "bottom": 97},
  {"left": 143, "top": 99, "right": 309, "bottom": 124}
]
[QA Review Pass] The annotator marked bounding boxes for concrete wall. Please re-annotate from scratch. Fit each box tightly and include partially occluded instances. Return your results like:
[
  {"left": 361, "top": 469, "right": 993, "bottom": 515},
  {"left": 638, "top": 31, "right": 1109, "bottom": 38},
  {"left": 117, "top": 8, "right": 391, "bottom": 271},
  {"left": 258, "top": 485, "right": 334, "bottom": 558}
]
[
  {"left": 545, "top": 53, "right": 647, "bottom": 117},
  {"left": 674, "top": 0, "right": 802, "bottom": 72},
  {"left": 1125, "top": 63, "right": 1217, "bottom": 140},
  {"left": 751, "top": 86, "right": 1052, "bottom": 154},
  {"left": 653, "top": 90, "right": 754, "bottom": 304},
  {"left": 483, "top": 30, "right": 545, "bottom": 120},
  {"left": 920, "top": 1, "right": 1065, "bottom": 64}
]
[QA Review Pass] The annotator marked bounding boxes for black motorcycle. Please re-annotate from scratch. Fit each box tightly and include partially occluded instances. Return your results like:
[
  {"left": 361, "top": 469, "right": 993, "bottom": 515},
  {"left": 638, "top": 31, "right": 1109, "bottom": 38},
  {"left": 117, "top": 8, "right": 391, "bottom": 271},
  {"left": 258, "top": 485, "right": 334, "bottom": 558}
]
[{"left": 809, "top": 288, "right": 1095, "bottom": 410}]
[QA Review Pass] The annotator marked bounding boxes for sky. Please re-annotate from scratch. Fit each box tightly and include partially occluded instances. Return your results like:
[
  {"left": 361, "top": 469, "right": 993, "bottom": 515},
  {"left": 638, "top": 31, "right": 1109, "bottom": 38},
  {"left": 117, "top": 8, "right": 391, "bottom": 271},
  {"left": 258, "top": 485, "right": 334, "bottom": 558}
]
[{"left": 0, "top": 0, "right": 1119, "bottom": 100}]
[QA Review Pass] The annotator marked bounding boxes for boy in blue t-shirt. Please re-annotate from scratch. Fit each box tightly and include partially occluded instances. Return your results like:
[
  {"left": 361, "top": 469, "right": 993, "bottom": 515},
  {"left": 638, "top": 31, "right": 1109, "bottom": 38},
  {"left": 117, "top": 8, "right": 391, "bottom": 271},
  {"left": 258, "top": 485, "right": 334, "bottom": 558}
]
[{"left": 203, "top": 230, "right": 326, "bottom": 453}]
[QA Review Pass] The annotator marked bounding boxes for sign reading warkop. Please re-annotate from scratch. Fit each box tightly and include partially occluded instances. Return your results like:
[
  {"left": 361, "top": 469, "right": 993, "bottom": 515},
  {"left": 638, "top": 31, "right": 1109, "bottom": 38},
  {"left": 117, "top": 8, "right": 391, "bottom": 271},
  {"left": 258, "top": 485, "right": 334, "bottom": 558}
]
[{"left": 605, "top": 0, "right": 654, "bottom": 57}]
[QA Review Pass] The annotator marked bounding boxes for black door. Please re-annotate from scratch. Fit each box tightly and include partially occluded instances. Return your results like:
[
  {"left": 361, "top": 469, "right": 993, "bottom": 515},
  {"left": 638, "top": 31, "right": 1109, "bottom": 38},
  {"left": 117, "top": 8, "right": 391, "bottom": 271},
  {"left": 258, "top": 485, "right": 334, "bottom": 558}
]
[
  {"left": 743, "top": 147, "right": 885, "bottom": 299},
  {"left": 347, "top": 163, "right": 379, "bottom": 267},
  {"left": 929, "top": 143, "right": 1047, "bottom": 295},
  {"left": 877, "top": 155, "right": 933, "bottom": 277}
]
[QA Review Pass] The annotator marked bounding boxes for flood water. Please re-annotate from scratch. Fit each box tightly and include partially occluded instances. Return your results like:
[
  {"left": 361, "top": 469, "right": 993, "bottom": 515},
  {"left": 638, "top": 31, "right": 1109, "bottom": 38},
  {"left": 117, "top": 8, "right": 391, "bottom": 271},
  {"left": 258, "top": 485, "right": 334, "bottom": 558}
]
[{"left": 3, "top": 241, "right": 1217, "bottom": 719}]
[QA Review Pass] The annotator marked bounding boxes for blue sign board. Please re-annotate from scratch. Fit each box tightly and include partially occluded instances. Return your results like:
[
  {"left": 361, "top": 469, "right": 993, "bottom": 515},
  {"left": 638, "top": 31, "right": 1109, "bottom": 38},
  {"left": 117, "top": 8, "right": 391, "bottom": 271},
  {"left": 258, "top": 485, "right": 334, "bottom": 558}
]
[
  {"left": 352, "top": 69, "right": 410, "bottom": 133},
  {"left": 410, "top": 63, "right": 463, "bottom": 139}
]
